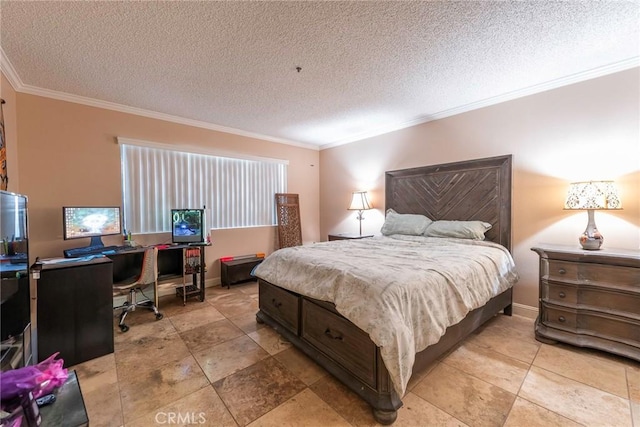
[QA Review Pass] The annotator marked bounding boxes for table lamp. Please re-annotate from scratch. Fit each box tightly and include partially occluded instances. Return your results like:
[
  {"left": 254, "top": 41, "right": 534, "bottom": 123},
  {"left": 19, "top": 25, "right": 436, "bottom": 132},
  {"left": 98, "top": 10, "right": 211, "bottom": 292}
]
[
  {"left": 564, "top": 180, "right": 622, "bottom": 250},
  {"left": 348, "top": 191, "right": 372, "bottom": 236}
]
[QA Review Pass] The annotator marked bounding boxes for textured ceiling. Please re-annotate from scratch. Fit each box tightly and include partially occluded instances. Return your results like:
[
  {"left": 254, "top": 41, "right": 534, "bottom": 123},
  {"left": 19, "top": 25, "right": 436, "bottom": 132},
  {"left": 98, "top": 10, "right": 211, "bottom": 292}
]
[{"left": 1, "top": 1, "right": 638, "bottom": 149}]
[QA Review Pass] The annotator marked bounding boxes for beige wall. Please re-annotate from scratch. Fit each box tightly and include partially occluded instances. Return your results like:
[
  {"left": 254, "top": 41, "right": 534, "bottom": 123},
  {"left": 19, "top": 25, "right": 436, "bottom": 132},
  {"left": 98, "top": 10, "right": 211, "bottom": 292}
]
[
  {"left": 319, "top": 68, "right": 640, "bottom": 311},
  {"left": 8, "top": 86, "right": 320, "bottom": 281},
  {"left": 5, "top": 68, "right": 638, "bottom": 307}
]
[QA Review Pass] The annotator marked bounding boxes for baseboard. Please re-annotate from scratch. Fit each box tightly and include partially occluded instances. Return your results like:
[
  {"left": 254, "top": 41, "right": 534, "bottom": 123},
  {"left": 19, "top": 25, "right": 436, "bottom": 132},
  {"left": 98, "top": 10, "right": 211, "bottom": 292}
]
[
  {"left": 155, "top": 280, "right": 540, "bottom": 320},
  {"left": 157, "top": 277, "right": 221, "bottom": 298},
  {"left": 511, "top": 303, "right": 538, "bottom": 319}
]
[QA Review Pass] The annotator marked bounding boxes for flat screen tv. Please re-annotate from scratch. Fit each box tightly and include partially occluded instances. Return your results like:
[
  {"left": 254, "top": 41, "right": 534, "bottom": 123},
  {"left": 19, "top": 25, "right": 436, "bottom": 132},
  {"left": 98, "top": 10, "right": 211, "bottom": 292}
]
[
  {"left": 62, "top": 206, "right": 122, "bottom": 247},
  {"left": 171, "top": 209, "right": 204, "bottom": 244}
]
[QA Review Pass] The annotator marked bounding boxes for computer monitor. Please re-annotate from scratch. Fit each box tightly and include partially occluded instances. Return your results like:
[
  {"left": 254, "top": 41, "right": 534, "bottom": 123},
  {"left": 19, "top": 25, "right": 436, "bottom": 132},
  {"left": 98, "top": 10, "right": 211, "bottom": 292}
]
[
  {"left": 171, "top": 209, "right": 204, "bottom": 244},
  {"left": 62, "top": 206, "right": 122, "bottom": 247}
]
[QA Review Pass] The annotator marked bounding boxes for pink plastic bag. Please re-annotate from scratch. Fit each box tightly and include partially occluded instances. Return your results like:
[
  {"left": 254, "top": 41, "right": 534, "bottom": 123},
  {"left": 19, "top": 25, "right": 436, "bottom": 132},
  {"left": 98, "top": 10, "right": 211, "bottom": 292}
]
[{"left": 0, "top": 352, "right": 68, "bottom": 401}]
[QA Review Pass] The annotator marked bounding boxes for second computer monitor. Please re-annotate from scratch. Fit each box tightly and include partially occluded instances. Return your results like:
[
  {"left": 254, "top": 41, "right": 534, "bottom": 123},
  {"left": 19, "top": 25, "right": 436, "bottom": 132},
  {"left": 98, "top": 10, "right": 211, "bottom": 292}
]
[{"left": 171, "top": 209, "right": 204, "bottom": 244}]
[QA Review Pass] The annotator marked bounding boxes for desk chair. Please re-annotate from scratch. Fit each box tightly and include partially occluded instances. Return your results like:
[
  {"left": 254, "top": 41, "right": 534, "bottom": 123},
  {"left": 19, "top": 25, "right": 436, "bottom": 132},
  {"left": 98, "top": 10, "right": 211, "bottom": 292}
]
[{"left": 113, "top": 247, "right": 163, "bottom": 332}]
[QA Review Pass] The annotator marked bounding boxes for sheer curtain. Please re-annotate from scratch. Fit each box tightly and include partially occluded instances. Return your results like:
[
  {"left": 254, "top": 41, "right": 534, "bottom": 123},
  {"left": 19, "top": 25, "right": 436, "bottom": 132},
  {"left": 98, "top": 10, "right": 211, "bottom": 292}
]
[{"left": 119, "top": 139, "right": 287, "bottom": 234}]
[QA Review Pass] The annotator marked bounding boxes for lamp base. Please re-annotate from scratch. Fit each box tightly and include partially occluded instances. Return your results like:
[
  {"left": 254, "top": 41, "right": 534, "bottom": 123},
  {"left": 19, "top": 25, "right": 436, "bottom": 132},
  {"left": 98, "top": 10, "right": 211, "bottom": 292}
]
[
  {"left": 579, "top": 210, "right": 603, "bottom": 250},
  {"left": 579, "top": 233, "right": 603, "bottom": 250},
  {"left": 356, "top": 210, "right": 364, "bottom": 236}
]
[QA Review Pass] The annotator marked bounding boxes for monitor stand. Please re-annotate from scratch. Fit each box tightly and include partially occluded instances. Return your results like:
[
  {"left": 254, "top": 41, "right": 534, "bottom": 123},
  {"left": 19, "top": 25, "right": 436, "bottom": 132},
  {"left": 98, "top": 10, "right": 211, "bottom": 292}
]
[
  {"left": 89, "top": 236, "right": 105, "bottom": 247},
  {"left": 63, "top": 236, "right": 108, "bottom": 258}
]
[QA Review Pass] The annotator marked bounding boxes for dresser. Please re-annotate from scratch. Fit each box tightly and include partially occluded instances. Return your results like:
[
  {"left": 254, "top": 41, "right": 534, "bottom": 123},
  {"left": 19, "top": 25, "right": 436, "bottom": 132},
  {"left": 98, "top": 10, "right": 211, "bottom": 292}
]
[{"left": 531, "top": 245, "right": 640, "bottom": 361}]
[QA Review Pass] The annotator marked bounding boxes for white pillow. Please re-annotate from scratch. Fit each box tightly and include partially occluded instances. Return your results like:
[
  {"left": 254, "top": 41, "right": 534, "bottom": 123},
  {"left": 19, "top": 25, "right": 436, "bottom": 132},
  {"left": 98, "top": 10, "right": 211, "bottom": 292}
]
[
  {"left": 381, "top": 209, "right": 432, "bottom": 236},
  {"left": 423, "top": 220, "right": 492, "bottom": 240}
]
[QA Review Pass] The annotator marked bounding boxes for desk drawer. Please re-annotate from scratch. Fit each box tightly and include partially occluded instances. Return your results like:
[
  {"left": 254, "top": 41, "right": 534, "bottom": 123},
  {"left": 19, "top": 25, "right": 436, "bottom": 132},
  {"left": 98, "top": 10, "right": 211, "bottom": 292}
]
[
  {"left": 301, "top": 299, "right": 376, "bottom": 388},
  {"left": 259, "top": 281, "right": 299, "bottom": 335}
]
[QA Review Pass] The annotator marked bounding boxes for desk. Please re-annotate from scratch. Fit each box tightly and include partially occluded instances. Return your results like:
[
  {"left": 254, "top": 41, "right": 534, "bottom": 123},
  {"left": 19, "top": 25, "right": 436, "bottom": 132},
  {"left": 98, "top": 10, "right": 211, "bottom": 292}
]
[
  {"left": 35, "top": 257, "right": 114, "bottom": 367},
  {"left": 106, "top": 244, "right": 209, "bottom": 306},
  {"left": 107, "top": 245, "right": 184, "bottom": 282}
]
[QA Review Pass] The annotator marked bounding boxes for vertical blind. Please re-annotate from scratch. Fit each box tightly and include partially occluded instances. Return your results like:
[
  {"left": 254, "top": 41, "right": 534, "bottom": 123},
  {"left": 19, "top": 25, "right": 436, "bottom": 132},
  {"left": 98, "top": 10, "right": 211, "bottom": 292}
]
[{"left": 120, "top": 142, "right": 287, "bottom": 234}]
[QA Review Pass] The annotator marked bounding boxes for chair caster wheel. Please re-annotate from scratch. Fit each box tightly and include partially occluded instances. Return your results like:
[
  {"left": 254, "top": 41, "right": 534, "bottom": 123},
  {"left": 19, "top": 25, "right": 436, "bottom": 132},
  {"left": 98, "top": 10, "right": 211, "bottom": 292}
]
[
  {"left": 119, "top": 324, "right": 129, "bottom": 333},
  {"left": 156, "top": 313, "right": 164, "bottom": 320}
]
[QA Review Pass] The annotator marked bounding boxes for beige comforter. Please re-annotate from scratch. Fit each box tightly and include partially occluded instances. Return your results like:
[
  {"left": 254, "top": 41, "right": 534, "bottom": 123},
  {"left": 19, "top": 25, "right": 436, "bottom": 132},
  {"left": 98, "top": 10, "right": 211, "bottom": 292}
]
[{"left": 253, "top": 234, "right": 518, "bottom": 396}]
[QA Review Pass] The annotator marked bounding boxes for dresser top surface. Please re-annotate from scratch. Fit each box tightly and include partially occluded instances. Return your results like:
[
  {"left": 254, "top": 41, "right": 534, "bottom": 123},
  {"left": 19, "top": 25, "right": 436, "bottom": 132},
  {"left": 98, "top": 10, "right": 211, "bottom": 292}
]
[{"left": 532, "top": 244, "right": 640, "bottom": 265}]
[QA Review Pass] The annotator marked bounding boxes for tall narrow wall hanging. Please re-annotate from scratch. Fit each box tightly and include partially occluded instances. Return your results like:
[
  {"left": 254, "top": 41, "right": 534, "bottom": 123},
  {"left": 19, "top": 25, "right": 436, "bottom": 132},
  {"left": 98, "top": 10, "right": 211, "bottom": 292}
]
[{"left": 0, "top": 99, "right": 7, "bottom": 190}]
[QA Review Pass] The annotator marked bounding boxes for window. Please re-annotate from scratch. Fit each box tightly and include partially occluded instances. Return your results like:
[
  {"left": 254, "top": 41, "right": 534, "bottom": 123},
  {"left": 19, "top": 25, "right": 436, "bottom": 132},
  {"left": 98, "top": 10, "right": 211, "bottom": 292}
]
[{"left": 119, "top": 139, "right": 287, "bottom": 234}]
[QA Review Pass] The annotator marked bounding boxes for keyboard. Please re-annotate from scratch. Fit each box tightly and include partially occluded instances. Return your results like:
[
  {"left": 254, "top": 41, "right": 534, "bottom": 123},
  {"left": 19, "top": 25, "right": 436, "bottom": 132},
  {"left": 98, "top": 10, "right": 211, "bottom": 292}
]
[
  {"left": 97, "top": 246, "right": 140, "bottom": 255},
  {"left": 112, "top": 246, "right": 139, "bottom": 253},
  {"left": 64, "top": 245, "right": 118, "bottom": 258}
]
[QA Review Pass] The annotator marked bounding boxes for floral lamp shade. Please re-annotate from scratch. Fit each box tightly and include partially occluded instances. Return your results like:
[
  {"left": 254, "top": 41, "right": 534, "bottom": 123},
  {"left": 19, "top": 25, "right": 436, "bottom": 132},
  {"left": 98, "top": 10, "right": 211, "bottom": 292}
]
[
  {"left": 564, "top": 181, "right": 622, "bottom": 250},
  {"left": 564, "top": 181, "right": 622, "bottom": 210}
]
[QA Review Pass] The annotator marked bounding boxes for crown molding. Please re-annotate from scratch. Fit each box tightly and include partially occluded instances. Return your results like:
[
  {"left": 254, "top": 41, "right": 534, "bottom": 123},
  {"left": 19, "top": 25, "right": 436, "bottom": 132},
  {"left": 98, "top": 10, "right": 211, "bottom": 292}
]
[
  {"left": 2, "top": 45, "right": 636, "bottom": 152},
  {"left": 0, "top": 48, "right": 24, "bottom": 90},
  {"left": 18, "top": 84, "right": 319, "bottom": 150},
  {"left": 320, "top": 57, "right": 640, "bottom": 150},
  {"left": 0, "top": 49, "right": 318, "bottom": 151}
]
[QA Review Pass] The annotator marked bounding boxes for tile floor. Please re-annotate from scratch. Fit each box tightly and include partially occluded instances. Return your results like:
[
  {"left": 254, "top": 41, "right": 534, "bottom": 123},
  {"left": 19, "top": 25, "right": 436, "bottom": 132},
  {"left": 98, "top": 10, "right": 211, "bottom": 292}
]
[{"left": 71, "top": 282, "right": 639, "bottom": 426}]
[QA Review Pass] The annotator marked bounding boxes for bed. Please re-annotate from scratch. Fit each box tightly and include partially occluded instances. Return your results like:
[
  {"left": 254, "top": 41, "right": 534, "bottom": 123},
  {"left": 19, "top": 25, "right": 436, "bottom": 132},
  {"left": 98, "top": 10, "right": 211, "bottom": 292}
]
[{"left": 254, "top": 155, "right": 516, "bottom": 424}]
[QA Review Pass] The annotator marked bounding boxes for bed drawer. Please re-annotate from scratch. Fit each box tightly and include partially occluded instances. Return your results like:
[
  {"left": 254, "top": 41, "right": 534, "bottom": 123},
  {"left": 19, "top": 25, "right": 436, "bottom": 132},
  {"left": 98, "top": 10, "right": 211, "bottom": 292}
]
[
  {"left": 301, "top": 299, "right": 377, "bottom": 388},
  {"left": 259, "top": 281, "right": 299, "bottom": 334}
]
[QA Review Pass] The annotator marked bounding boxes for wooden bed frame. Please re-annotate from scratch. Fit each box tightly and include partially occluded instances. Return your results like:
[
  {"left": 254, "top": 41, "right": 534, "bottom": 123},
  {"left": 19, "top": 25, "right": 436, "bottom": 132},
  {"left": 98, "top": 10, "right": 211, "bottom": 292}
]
[{"left": 256, "top": 155, "right": 513, "bottom": 424}]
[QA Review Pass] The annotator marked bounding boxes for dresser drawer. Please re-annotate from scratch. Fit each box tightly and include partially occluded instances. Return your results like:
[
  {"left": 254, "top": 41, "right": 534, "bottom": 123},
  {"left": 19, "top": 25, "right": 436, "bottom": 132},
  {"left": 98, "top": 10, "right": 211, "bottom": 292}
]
[
  {"left": 301, "top": 299, "right": 377, "bottom": 388},
  {"left": 579, "top": 288, "right": 640, "bottom": 318},
  {"left": 543, "top": 283, "right": 578, "bottom": 305},
  {"left": 542, "top": 283, "right": 640, "bottom": 317},
  {"left": 547, "top": 260, "right": 639, "bottom": 287},
  {"left": 541, "top": 303, "right": 640, "bottom": 346},
  {"left": 259, "top": 281, "right": 300, "bottom": 335},
  {"left": 540, "top": 304, "right": 578, "bottom": 331}
]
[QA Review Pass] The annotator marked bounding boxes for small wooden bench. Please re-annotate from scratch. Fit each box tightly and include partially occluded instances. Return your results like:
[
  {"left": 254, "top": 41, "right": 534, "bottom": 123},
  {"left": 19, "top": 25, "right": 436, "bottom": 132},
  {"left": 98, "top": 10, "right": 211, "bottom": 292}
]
[{"left": 220, "top": 256, "right": 263, "bottom": 288}]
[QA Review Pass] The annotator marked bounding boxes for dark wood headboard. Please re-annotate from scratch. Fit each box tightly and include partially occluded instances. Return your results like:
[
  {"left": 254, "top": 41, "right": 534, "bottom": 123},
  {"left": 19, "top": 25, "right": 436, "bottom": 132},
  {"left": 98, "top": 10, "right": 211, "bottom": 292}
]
[{"left": 385, "top": 155, "right": 512, "bottom": 252}]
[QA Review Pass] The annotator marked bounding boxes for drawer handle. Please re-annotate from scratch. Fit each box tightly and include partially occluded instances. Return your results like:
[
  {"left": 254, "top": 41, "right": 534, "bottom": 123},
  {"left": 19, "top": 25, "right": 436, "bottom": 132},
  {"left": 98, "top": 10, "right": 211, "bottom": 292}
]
[
  {"left": 324, "top": 328, "right": 343, "bottom": 341},
  {"left": 271, "top": 298, "right": 282, "bottom": 309},
  {"left": 558, "top": 268, "right": 566, "bottom": 275},
  {"left": 558, "top": 291, "right": 566, "bottom": 298},
  {"left": 558, "top": 316, "right": 566, "bottom": 323}
]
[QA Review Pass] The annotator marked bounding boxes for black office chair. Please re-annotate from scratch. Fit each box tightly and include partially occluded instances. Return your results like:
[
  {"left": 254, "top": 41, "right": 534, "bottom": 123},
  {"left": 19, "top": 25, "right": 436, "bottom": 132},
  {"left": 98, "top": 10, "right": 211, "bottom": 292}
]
[{"left": 113, "top": 247, "right": 163, "bottom": 332}]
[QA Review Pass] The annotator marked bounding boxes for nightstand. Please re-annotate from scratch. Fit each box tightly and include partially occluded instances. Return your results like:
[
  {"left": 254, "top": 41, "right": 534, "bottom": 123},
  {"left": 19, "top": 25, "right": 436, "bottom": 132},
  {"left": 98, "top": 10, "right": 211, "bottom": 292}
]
[
  {"left": 531, "top": 244, "right": 640, "bottom": 362},
  {"left": 328, "top": 233, "right": 374, "bottom": 241}
]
